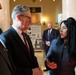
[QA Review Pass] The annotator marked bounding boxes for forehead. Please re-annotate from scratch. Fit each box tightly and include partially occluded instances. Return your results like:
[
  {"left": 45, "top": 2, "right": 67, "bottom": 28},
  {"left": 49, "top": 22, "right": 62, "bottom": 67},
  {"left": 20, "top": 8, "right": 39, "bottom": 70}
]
[
  {"left": 61, "top": 23, "right": 67, "bottom": 27},
  {"left": 47, "top": 23, "right": 52, "bottom": 26}
]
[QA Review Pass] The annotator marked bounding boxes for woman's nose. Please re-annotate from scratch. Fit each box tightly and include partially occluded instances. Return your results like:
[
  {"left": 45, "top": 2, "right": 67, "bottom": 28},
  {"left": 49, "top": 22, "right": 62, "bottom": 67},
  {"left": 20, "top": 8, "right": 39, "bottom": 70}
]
[{"left": 60, "top": 29, "right": 63, "bottom": 33}]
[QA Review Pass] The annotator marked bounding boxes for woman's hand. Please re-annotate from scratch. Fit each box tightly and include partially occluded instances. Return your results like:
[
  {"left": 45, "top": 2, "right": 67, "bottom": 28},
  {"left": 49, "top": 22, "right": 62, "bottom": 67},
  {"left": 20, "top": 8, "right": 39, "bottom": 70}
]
[{"left": 46, "top": 59, "right": 57, "bottom": 69}]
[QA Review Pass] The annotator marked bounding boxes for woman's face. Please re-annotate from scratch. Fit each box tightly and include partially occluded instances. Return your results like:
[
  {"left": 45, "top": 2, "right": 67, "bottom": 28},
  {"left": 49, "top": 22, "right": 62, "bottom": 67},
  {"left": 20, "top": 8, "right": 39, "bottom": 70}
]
[{"left": 60, "top": 23, "right": 68, "bottom": 39}]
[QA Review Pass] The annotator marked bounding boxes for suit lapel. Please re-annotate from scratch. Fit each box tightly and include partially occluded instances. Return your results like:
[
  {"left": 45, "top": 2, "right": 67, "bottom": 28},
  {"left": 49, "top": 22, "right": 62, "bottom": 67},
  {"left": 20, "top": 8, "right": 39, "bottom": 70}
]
[
  {"left": 10, "top": 27, "right": 26, "bottom": 49},
  {"left": 0, "top": 45, "right": 14, "bottom": 72},
  {"left": 10, "top": 27, "right": 32, "bottom": 61},
  {"left": 57, "top": 43, "right": 64, "bottom": 62}
]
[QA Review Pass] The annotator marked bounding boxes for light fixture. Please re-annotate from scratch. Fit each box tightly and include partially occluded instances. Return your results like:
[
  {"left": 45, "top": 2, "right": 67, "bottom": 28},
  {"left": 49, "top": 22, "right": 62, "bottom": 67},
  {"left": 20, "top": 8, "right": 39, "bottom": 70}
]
[
  {"left": 53, "top": 0, "right": 55, "bottom": 1},
  {"left": 41, "top": 18, "right": 46, "bottom": 25},
  {"left": 13, "top": 0, "right": 16, "bottom": 2}
]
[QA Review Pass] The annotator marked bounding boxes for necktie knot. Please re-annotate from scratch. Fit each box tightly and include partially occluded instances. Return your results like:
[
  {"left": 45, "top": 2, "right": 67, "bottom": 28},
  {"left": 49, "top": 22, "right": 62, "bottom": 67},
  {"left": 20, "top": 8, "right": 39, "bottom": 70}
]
[
  {"left": 22, "top": 32, "right": 25, "bottom": 36},
  {"left": 21, "top": 32, "right": 27, "bottom": 44}
]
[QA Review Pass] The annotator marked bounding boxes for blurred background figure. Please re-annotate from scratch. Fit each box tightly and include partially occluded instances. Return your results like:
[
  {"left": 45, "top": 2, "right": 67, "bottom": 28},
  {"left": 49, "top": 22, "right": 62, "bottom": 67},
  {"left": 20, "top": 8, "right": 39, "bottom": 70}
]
[
  {"left": 42, "top": 22, "right": 59, "bottom": 55},
  {"left": 0, "top": 41, "right": 16, "bottom": 75},
  {"left": 0, "top": 28, "right": 3, "bottom": 34}
]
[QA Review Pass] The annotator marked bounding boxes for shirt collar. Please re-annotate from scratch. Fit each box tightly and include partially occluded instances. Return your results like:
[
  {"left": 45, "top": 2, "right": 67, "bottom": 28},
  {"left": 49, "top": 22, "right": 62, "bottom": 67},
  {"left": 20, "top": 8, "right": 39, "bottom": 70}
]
[
  {"left": 12, "top": 25, "right": 22, "bottom": 35},
  {"left": 48, "top": 28, "right": 52, "bottom": 31}
]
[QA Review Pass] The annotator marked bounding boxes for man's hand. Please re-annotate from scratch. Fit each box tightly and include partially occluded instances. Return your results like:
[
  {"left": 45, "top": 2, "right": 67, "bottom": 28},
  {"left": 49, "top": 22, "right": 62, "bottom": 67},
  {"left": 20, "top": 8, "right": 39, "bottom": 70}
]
[
  {"left": 46, "top": 41, "right": 50, "bottom": 46},
  {"left": 32, "top": 68, "right": 43, "bottom": 75}
]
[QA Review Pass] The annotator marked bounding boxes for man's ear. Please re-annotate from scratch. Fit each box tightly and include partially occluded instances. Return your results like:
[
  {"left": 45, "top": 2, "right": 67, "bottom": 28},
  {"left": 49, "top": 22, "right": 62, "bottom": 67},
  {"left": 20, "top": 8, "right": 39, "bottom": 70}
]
[{"left": 16, "top": 14, "right": 22, "bottom": 21}]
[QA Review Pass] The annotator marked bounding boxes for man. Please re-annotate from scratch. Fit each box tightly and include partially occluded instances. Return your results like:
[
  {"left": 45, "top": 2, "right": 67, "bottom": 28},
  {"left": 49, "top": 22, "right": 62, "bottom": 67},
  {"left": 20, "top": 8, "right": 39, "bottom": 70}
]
[
  {"left": 0, "top": 28, "right": 3, "bottom": 34},
  {"left": 42, "top": 22, "right": 59, "bottom": 55},
  {"left": 42, "top": 22, "right": 59, "bottom": 72},
  {"left": 0, "top": 5, "right": 43, "bottom": 75},
  {"left": 0, "top": 41, "right": 16, "bottom": 75}
]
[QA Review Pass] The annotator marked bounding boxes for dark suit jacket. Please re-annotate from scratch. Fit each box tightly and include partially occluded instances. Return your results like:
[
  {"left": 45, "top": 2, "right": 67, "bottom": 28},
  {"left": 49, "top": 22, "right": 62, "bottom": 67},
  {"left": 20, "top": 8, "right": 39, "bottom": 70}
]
[
  {"left": 45, "top": 39, "right": 76, "bottom": 75},
  {"left": 0, "top": 27, "right": 39, "bottom": 75},
  {"left": 0, "top": 44, "right": 16, "bottom": 75},
  {"left": 42, "top": 29, "right": 59, "bottom": 54},
  {"left": 0, "top": 28, "right": 3, "bottom": 34}
]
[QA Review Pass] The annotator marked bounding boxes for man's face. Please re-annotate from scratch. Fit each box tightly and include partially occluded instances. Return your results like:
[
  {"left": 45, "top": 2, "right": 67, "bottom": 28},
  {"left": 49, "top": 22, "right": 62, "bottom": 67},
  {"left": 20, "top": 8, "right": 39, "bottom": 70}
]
[
  {"left": 19, "top": 11, "right": 31, "bottom": 31},
  {"left": 47, "top": 23, "right": 52, "bottom": 29}
]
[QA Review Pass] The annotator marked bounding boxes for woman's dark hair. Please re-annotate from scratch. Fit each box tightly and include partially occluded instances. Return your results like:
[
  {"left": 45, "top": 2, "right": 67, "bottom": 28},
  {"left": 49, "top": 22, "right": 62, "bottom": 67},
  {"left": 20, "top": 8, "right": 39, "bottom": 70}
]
[
  {"left": 57, "top": 17, "right": 76, "bottom": 57},
  {"left": 67, "top": 17, "right": 76, "bottom": 56}
]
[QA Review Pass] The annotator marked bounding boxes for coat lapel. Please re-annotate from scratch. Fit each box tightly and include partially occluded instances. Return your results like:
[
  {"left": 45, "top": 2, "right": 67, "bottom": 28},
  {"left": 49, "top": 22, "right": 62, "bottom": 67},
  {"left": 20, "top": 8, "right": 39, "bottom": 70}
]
[
  {"left": 57, "top": 43, "right": 64, "bottom": 62},
  {"left": 0, "top": 45, "right": 14, "bottom": 72},
  {"left": 10, "top": 27, "right": 32, "bottom": 61}
]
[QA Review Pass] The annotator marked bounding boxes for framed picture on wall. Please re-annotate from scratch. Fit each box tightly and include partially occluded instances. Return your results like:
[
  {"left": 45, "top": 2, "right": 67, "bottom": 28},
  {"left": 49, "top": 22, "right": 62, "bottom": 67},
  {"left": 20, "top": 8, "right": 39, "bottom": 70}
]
[{"left": 30, "top": 7, "right": 41, "bottom": 25}]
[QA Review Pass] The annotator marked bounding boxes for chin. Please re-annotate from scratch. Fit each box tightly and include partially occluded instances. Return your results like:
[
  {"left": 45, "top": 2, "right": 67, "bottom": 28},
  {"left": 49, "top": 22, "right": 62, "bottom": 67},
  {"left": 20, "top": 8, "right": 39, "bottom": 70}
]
[{"left": 61, "top": 36, "right": 64, "bottom": 39}]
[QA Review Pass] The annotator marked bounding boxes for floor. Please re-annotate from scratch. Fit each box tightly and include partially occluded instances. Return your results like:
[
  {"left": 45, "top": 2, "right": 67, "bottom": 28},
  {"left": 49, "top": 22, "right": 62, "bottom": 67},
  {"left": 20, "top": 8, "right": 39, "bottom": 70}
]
[
  {"left": 35, "top": 50, "right": 48, "bottom": 75},
  {"left": 35, "top": 49, "right": 76, "bottom": 75}
]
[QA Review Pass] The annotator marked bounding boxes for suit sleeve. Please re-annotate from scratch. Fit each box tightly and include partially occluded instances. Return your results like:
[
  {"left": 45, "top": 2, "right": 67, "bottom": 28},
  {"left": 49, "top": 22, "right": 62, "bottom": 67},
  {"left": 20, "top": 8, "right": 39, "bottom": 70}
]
[
  {"left": 44, "top": 39, "right": 57, "bottom": 70},
  {"left": 16, "top": 67, "right": 32, "bottom": 75},
  {"left": 42, "top": 31, "right": 46, "bottom": 44}
]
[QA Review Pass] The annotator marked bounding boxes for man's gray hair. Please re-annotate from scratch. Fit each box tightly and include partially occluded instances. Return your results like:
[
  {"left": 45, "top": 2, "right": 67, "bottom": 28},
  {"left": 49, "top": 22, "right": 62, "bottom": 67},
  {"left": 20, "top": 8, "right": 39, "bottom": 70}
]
[{"left": 11, "top": 5, "right": 30, "bottom": 20}]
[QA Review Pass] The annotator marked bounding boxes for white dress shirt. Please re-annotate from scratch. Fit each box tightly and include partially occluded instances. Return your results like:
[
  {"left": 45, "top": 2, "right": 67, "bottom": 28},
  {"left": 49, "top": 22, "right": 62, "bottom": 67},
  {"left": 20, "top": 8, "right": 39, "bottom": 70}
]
[{"left": 12, "top": 25, "right": 25, "bottom": 43}]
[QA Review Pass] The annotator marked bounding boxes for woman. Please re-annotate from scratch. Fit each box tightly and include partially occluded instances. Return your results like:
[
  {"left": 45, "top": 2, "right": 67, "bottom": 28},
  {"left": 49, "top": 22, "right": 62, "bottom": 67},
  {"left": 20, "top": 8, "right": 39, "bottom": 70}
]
[{"left": 45, "top": 17, "right": 76, "bottom": 75}]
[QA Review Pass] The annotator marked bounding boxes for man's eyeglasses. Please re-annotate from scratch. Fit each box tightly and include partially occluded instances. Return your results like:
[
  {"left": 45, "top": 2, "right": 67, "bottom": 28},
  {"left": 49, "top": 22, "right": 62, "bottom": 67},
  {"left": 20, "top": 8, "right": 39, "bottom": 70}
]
[{"left": 21, "top": 15, "right": 31, "bottom": 21}]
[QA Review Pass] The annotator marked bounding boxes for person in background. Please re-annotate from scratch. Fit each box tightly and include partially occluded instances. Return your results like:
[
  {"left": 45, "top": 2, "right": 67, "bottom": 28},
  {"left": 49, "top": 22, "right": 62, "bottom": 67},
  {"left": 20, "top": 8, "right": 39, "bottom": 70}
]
[
  {"left": 0, "top": 5, "right": 43, "bottom": 75},
  {"left": 45, "top": 17, "right": 76, "bottom": 75},
  {"left": 42, "top": 22, "right": 59, "bottom": 55},
  {"left": 0, "top": 41, "right": 16, "bottom": 75},
  {"left": 0, "top": 28, "right": 3, "bottom": 34}
]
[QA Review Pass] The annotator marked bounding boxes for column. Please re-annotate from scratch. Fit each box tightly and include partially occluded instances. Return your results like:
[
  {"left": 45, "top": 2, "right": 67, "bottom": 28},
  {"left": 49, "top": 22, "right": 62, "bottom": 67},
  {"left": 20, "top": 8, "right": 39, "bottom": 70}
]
[
  {"left": 0, "top": 0, "right": 10, "bottom": 31},
  {"left": 62, "top": 0, "right": 76, "bottom": 20}
]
